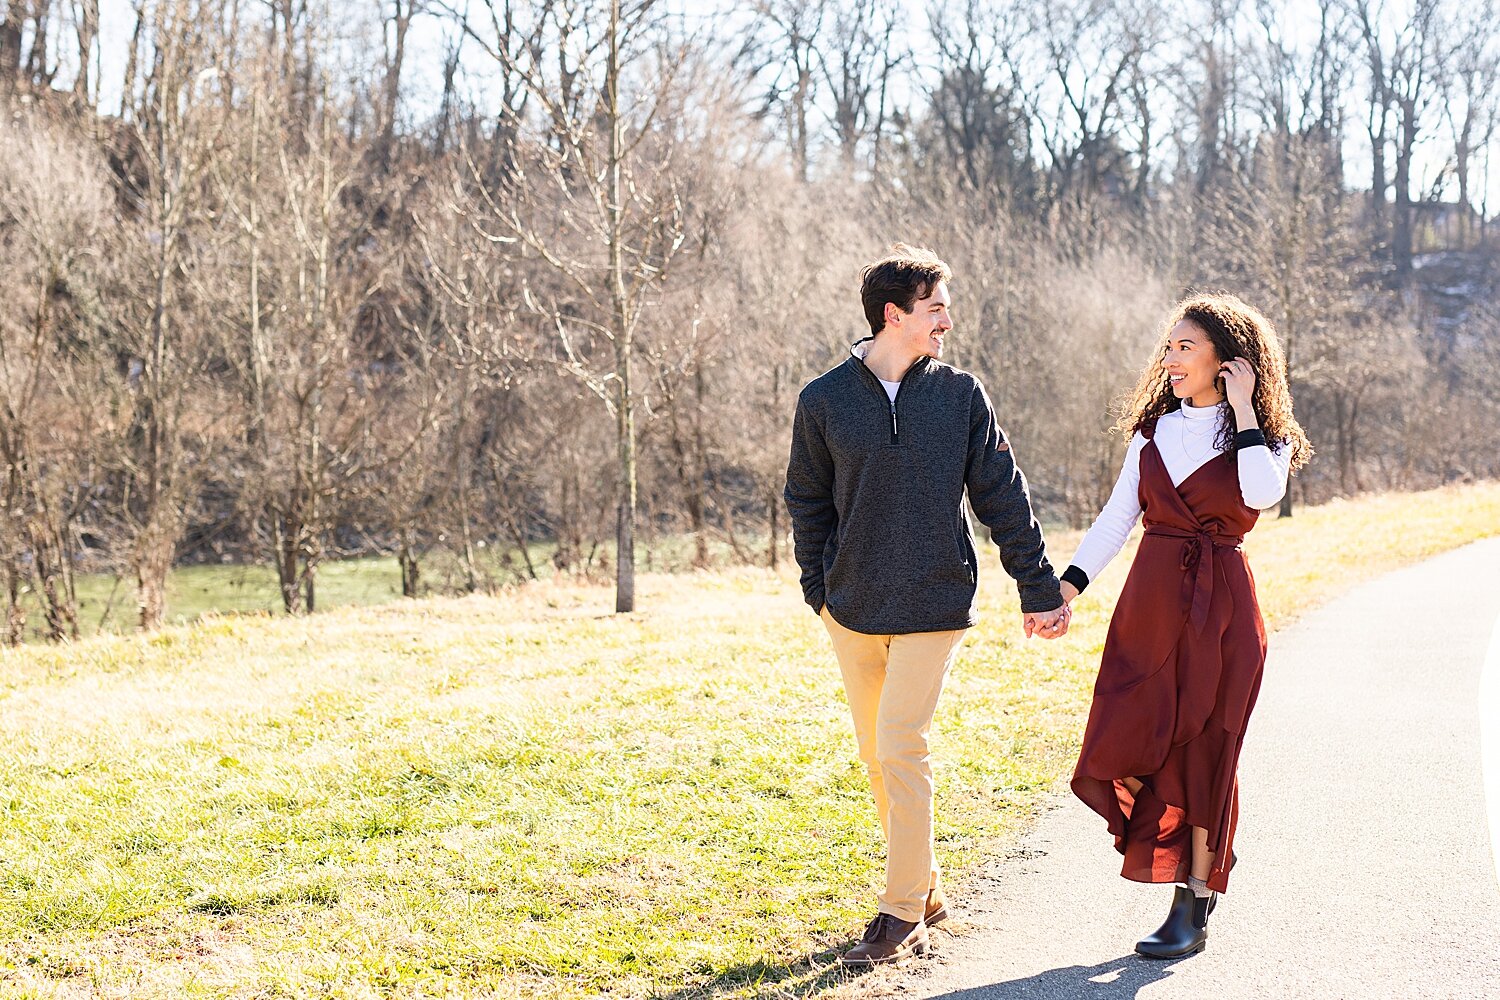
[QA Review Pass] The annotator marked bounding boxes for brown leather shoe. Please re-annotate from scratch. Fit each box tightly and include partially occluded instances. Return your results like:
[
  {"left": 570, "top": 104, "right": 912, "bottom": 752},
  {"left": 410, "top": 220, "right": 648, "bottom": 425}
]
[
  {"left": 924, "top": 887, "right": 949, "bottom": 925},
  {"left": 840, "top": 912, "right": 929, "bottom": 966}
]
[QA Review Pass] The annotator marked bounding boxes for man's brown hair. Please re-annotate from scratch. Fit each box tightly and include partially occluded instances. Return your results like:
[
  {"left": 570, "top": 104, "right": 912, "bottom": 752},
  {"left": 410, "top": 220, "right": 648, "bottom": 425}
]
[{"left": 859, "top": 244, "right": 952, "bottom": 336}]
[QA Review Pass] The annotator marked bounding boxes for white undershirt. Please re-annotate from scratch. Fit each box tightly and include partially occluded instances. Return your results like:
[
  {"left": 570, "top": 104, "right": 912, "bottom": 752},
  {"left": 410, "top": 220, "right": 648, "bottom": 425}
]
[
  {"left": 877, "top": 377, "right": 901, "bottom": 404},
  {"left": 1067, "top": 400, "right": 1291, "bottom": 584}
]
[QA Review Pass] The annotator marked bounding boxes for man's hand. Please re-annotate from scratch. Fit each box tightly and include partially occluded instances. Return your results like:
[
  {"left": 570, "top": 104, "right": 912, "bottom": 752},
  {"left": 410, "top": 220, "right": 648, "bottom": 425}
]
[{"left": 1024, "top": 604, "right": 1071, "bottom": 639}]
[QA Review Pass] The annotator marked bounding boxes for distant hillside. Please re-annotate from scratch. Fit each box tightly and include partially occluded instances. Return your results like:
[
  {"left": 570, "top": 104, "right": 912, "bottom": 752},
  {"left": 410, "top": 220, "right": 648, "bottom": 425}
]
[{"left": 1412, "top": 246, "right": 1500, "bottom": 354}]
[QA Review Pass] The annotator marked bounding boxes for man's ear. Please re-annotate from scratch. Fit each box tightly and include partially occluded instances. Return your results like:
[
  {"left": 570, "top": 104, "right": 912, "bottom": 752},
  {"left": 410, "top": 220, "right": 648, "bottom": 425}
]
[{"left": 883, "top": 301, "right": 903, "bottom": 329}]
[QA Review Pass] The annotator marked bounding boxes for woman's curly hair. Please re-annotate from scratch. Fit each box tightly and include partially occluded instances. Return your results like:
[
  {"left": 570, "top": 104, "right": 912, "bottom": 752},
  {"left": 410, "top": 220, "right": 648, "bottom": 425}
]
[{"left": 1118, "top": 292, "right": 1313, "bottom": 473}]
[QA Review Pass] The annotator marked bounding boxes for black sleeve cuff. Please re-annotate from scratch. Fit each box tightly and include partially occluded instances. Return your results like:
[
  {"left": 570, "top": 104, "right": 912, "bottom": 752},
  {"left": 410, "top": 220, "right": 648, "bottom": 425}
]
[
  {"left": 1061, "top": 564, "right": 1090, "bottom": 595},
  {"left": 1234, "top": 428, "right": 1267, "bottom": 449}
]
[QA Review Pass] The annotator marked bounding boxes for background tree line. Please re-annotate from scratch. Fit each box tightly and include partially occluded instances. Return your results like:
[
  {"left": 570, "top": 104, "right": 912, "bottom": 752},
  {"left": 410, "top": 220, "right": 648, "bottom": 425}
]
[{"left": 1, "top": 0, "right": 1497, "bottom": 636}]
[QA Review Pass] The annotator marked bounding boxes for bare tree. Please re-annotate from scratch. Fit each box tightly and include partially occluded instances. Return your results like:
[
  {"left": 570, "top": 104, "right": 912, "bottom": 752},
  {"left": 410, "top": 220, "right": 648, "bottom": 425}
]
[
  {"left": 1009, "top": 0, "right": 1162, "bottom": 236},
  {"left": 818, "top": 0, "right": 902, "bottom": 171},
  {"left": 108, "top": 0, "right": 235, "bottom": 629},
  {"left": 0, "top": 111, "right": 112, "bottom": 641},
  {"left": 376, "top": 0, "right": 428, "bottom": 161},
  {"left": 1434, "top": 0, "right": 1499, "bottom": 247},
  {"left": 260, "top": 91, "right": 385, "bottom": 613},
  {"left": 444, "top": 0, "right": 692, "bottom": 612},
  {"left": 1350, "top": 0, "right": 1443, "bottom": 274},
  {"left": 740, "top": 0, "right": 828, "bottom": 182},
  {"left": 71, "top": 0, "right": 100, "bottom": 105},
  {"left": 918, "top": 0, "right": 1035, "bottom": 204}
]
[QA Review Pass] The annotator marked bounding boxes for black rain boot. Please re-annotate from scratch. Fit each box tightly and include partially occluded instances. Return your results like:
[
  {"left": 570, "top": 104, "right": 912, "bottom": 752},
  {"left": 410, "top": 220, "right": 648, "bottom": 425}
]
[{"left": 1134, "top": 886, "right": 1213, "bottom": 959}]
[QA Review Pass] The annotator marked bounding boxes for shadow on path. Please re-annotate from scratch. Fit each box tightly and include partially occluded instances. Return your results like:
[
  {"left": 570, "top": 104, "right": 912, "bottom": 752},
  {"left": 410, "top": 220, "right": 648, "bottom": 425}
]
[
  {"left": 641, "top": 943, "right": 1189, "bottom": 999},
  {"left": 923, "top": 954, "right": 1184, "bottom": 999}
]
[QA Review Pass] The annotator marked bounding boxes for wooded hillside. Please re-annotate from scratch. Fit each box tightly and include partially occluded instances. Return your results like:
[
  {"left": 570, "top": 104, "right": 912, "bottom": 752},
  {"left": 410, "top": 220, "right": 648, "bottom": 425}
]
[{"left": 2, "top": 0, "right": 1496, "bottom": 635}]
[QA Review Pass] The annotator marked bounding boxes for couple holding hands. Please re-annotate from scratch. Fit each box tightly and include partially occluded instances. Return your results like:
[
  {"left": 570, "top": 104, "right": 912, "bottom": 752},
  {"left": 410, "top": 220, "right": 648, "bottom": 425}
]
[{"left": 783, "top": 244, "right": 1311, "bottom": 966}]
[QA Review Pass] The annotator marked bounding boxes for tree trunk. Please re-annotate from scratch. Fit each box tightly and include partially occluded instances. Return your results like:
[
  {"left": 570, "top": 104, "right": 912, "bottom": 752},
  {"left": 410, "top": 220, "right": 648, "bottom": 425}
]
[
  {"left": 692, "top": 365, "right": 709, "bottom": 567},
  {"left": 792, "top": 64, "right": 811, "bottom": 183},
  {"left": 247, "top": 90, "right": 267, "bottom": 448},
  {"left": 275, "top": 503, "right": 304, "bottom": 614},
  {"left": 1278, "top": 339, "right": 1295, "bottom": 519},
  {"left": 1455, "top": 110, "right": 1473, "bottom": 249},
  {"left": 459, "top": 488, "right": 479, "bottom": 593},
  {"left": 72, "top": 0, "right": 99, "bottom": 105},
  {"left": 122, "top": 0, "right": 146, "bottom": 119},
  {"left": 607, "top": 0, "right": 636, "bottom": 614},
  {"left": 24, "top": 0, "right": 53, "bottom": 86},
  {"left": 768, "top": 362, "right": 783, "bottom": 567},
  {"left": 666, "top": 383, "right": 706, "bottom": 566},
  {"left": 134, "top": 520, "right": 172, "bottom": 632},
  {"left": 1393, "top": 97, "right": 1415, "bottom": 274},
  {"left": 1349, "top": 388, "right": 1365, "bottom": 492},
  {"left": 491, "top": 457, "right": 538, "bottom": 581},
  {"left": 4, "top": 560, "right": 23, "bottom": 646},
  {"left": 136, "top": 102, "right": 179, "bottom": 632},
  {"left": 399, "top": 526, "right": 420, "bottom": 597},
  {"left": 31, "top": 512, "right": 78, "bottom": 641},
  {"left": 455, "top": 371, "right": 479, "bottom": 592},
  {"left": 1344, "top": 395, "right": 1356, "bottom": 497},
  {"left": 0, "top": 14, "right": 21, "bottom": 89}
]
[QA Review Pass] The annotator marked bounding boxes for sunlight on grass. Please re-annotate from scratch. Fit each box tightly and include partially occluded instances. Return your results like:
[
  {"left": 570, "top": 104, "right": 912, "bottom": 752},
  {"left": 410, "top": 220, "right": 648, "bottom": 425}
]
[
  {"left": 0, "top": 482, "right": 1497, "bottom": 998},
  {"left": 19, "top": 532, "right": 782, "bottom": 642}
]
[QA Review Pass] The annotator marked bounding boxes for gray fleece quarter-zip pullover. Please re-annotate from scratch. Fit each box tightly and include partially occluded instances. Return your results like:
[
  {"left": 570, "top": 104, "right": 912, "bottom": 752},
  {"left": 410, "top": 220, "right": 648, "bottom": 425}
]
[{"left": 783, "top": 344, "right": 1062, "bottom": 634}]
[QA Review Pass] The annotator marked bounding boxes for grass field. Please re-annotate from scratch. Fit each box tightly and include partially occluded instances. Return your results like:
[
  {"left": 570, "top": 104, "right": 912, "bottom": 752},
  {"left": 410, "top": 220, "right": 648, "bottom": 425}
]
[
  {"left": 22, "top": 534, "right": 762, "bottom": 641},
  {"left": 1, "top": 483, "right": 1498, "bottom": 999},
  {"left": 58, "top": 558, "right": 407, "bottom": 637}
]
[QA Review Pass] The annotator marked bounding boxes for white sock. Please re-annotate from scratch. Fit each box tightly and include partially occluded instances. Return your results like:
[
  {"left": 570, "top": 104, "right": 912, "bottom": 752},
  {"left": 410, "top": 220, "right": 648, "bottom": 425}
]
[{"left": 1186, "top": 876, "right": 1212, "bottom": 899}]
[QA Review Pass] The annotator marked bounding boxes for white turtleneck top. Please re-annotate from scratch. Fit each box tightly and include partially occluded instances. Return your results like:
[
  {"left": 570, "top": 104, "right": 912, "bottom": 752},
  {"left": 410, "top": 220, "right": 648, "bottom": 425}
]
[{"left": 1065, "top": 400, "right": 1290, "bottom": 587}]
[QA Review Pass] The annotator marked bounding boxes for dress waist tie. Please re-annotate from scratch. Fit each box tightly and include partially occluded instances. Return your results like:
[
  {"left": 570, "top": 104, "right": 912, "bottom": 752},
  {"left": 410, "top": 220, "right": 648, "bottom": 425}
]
[{"left": 1143, "top": 524, "right": 1245, "bottom": 635}]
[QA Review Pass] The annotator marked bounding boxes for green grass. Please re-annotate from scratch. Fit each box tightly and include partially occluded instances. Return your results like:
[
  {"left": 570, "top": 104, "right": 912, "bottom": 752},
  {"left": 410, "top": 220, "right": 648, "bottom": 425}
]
[
  {"left": 19, "top": 557, "right": 404, "bottom": 641},
  {"left": 21, "top": 531, "right": 775, "bottom": 642},
  {"left": 0, "top": 482, "right": 1497, "bottom": 998}
]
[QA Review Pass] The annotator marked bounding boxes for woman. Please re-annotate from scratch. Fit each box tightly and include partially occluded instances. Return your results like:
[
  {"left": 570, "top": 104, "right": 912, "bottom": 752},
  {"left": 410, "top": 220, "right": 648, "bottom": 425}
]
[{"left": 1058, "top": 293, "right": 1311, "bottom": 958}]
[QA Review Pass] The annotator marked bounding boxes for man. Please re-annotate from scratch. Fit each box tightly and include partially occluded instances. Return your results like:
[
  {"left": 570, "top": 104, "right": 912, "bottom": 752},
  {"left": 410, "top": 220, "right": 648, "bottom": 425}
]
[{"left": 783, "top": 244, "right": 1069, "bottom": 966}]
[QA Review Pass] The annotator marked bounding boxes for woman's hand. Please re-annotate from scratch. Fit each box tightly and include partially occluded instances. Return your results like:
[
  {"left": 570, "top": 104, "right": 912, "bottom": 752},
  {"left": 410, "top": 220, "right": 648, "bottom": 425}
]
[
  {"left": 1220, "top": 356, "right": 1257, "bottom": 420},
  {"left": 1025, "top": 604, "right": 1071, "bottom": 639},
  {"left": 1060, "top": 580, "right": 1079, "bottom": 605}
]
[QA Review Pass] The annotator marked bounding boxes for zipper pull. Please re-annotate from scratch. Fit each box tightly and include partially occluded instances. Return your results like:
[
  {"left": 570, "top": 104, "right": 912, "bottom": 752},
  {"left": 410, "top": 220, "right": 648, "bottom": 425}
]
[{"left": 890, "top": 403, "right": 898, "bottom": 440}]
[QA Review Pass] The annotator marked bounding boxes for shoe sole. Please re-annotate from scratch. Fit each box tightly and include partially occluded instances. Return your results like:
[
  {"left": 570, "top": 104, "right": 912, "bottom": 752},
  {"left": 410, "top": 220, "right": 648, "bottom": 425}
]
[
  {"left": 840, "top": 940, "right": 931, "bottom": 966},
  {"left": 1134, "top": 941, "right": 1207, "bottom": 960},
  {"left": 925, "top": 905, "right": 949, "bottom": 926}
]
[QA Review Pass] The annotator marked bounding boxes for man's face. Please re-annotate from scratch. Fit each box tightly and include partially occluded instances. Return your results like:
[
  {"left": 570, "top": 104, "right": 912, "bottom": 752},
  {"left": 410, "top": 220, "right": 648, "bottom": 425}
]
[{"left": 883, "top": 280, "right": 953, "bottom": 359}]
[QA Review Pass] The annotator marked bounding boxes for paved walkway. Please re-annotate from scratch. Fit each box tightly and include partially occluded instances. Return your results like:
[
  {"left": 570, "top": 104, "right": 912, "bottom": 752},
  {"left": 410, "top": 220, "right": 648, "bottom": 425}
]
[{"left": 871, "top": 537, "right": 1500, "bottom": 999}]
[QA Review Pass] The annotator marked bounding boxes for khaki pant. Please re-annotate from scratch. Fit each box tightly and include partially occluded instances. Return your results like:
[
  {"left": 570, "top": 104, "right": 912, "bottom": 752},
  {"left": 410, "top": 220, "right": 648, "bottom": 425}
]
[{"left": 821, "top": 606, "right": 968, "bottom": 922}]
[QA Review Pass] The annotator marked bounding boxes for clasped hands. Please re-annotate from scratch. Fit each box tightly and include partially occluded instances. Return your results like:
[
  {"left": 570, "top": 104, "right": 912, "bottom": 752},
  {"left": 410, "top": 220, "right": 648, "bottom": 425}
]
[{"left": 1023, "top": 579, "right": 1081, "bottom": 640}]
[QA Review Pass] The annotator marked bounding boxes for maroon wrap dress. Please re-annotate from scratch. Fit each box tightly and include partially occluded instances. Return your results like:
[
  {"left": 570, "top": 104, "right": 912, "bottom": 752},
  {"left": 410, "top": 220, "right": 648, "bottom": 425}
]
[{"left": 1070, "top": 420, "right": 1266, "bottom": 893}]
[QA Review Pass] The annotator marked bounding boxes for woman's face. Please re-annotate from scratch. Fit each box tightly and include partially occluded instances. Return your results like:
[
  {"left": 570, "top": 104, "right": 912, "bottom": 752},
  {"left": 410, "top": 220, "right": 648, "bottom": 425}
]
[{"left": 1160, "top": 319, "right": 1224, "bottom": 405}]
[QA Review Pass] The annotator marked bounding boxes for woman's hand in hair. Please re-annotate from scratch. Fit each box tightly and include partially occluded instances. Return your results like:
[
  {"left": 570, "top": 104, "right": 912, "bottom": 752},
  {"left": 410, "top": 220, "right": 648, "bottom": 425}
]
[{"left": 1220, "top": 356, "right": 1258, "bottom": 423}]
